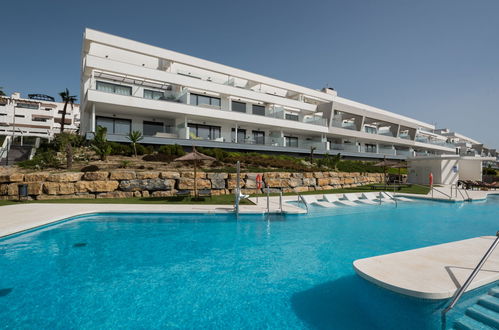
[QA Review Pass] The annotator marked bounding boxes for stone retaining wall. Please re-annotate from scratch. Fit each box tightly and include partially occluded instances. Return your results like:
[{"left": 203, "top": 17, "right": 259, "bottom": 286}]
[{"left": 0, "top": 171, "right": 384, "bottom": 200}]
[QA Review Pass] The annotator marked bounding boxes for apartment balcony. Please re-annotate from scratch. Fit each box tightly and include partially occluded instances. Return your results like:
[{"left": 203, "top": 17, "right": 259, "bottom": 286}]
[
  {"left": 378, "top": 146, "right": 396, "bottom": 155},
  {"left": 332, "top": 121, "right": 357, "bottom": 130},
  {"left": 329, "top": 143, "right": 359, "bottom": 152},
  {"left": 88, "top": 87, "right": 328, "bottom": 129}
]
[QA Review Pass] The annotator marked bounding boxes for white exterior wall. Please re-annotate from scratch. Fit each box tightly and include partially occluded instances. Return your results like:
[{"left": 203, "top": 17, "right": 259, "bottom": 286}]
[
  {"left": 458, "top": 159, "right": 482, "bottom": 181},
  {"left": 407, "top": 156, "right": 486, "bottom": 185},
  {"left": 0, "top": 93, "right": 80, "bottom": 139},
  {"left": 79, "top": 28, "right": 488, "bottom": 159}
]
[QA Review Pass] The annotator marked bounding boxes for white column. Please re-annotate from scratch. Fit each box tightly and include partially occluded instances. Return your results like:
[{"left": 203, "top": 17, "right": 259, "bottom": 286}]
[
  {"left": 234, "top": 122, "right": 238, "bottom": 143},
  {"left": 184, "top": 116, "right": 189, "bottom": 139},
  {"left": 281, "top": 130, "right": 285, "bottom": 147},
  {"left": 91, "top": 103, "right": 96, "bottom": 132}
]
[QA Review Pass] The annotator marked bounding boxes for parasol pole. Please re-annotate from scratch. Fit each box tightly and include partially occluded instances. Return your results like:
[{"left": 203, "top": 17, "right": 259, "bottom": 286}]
[{"left": 194, "top": 158, "right": 198, "bottom": 199}]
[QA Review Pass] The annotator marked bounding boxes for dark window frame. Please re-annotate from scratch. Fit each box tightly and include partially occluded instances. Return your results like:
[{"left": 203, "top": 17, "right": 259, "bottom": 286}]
[
  {"left": 285, "top": 136, "right": 298, "bottom": 148},
  {"left": 188, "top": 123, "right": 221, "bottom": 140},
  {"left": 143, "top": 120, "right": 164, "bottom": 136},
  {"left": 143, "top": 89, "right": 165, "bottom": 100},
  {"left": 190, "top": 93, "right": 221, "bottom": 108},
  {"left": 96, "top": 116, "right": 132, "bottom": 135},
  {"left": 96, "top": 81, "right": 132, "bottom": 96},
  {"left": 252, "top": 104, "right": 265, "bottom": 116},
  {"left": 231, "top": 101, "right": 246, "bottom": 113}
]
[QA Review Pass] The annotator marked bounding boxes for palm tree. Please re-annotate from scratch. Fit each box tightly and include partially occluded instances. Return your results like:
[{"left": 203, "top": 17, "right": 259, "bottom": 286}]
[
  {"left": 58, "top": 88, "right": 77, "bottom": 133},
  {"left": 127, "top": 130, "right": 144, "bottom": 157}
]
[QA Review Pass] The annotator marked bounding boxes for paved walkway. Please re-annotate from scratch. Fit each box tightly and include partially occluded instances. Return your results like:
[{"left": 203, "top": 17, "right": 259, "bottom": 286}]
[
  {"left": 354, "top": 236, "right": 499, "bottom": 299},
  {"left": 0, "top": 198, "right": 305, "bottom": 238}
]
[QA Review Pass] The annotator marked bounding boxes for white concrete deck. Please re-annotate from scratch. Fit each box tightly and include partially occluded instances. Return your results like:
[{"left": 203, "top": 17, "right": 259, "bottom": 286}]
[
  {"left": 0, "top": 200, "right": 306, "bottom": 238},
  {"left": 354, "top": 236, "right": 499, "bottom": 299}
]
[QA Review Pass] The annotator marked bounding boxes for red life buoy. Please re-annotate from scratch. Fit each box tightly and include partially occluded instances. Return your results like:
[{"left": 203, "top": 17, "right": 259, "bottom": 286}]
[
  {"left": 429, "top": 172, "right": 433, "bottom": 186},
  {"left": 256, "top": 174, "right": 263, "bottom": 189}
]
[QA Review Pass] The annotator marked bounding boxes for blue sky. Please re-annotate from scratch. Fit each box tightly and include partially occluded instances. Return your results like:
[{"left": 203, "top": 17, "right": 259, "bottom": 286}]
[{"left": 1, "top": 0, "right": 497, "bottom": 148}]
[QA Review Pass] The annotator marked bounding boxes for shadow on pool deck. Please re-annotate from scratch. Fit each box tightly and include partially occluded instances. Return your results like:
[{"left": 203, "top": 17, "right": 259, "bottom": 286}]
[{"left": 291, "top": 275, "right": 446, "bottom": 330}]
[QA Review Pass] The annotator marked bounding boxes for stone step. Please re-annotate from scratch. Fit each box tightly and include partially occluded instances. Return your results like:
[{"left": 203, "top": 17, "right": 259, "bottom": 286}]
[
  {"left": 454, "top": 315, "right": 495, "bottom": 330},
  {"left": 489, "top": 286, "right": 499, "bottom": 298},
  {"left": 479, "top": 295, "right": 499, "bottom": 314},
  {"left": 466, "top": 305, "right": 499, "bottom": 329}
]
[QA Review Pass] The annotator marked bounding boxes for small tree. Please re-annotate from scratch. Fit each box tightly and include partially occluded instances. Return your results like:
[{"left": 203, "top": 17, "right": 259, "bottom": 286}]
[
  {"left": 0, "top": 87, "right": 5, "bottom": 96},
  {"left": 91, "top": 126, "right": 112, "bottom": 161},
  {"left": 54, "top": 132, "right": 77, "bottom": 169},
  {"left": 58, "top": 88, "right": 77, "bottom": 133},
  {"left": 127, "top": 130, "right": 143, "bottom": 157}
]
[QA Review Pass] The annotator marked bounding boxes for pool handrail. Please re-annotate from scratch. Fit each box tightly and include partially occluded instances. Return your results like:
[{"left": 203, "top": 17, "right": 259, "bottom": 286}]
[
  {"left": 297, "top": 193, "right": 309, "bottom": 213},
  {"left": 442, "top": 231, "right": 499, "bottom": 315}
]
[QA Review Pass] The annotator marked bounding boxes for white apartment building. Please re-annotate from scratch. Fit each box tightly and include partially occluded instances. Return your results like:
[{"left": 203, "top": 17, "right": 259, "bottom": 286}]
[
  {"left": 0, "top": 92, "right": 80, "bottom": 140},
  {"left": 80, "top": 28, "right": 493, "bottom": 160}
]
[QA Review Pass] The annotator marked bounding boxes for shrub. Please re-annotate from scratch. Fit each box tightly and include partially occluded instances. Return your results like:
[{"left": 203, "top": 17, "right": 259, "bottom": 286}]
[
  {"left": 119, "top": 160, "right": 131, "bottom": 169},
  {"left": 483, "top": 167, "right": 497, "bottom": 175},
  {"left": 81, "top": 164, "right": 100, "bottom": 172},
  {"left": 159, "top": 144, "right": 185, "bottom": 156},
  {"left": 91, "top": 126, "right": 112, "bottom": 161},
  {"left": 17, "top": 150, "right": 61, "bottom": 169},
  {"left": 142, "top": 153, "right": 176, "bottom": 162},
  {"left": 109, "top": 142, "right": 132, "bottom": 156}
]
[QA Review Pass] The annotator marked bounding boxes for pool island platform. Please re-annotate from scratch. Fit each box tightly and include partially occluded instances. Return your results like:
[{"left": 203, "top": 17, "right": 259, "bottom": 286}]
[{"left": 353, "top": 236, "right": 499, "bottom": 299}]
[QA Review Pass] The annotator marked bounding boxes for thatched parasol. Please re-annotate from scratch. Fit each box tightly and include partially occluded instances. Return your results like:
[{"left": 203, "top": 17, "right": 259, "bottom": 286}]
[
  {"left": 373, "top": 157, "right": 399, "bottom": 185},
  {"left": 174, "top": 147, "right": 215, "bottom": 198},
  {"left": 390, "top": 162, "right": 408, "bottom": 184}
]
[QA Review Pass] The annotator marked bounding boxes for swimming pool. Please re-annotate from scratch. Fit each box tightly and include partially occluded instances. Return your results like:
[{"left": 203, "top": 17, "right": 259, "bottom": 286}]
[{"left": 0, "top": 196, "right": 498, "bottom": 329}]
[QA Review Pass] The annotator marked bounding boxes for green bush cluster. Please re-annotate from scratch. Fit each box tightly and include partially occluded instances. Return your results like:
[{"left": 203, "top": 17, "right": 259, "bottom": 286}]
[
  {"left": 158, "top": 144, "right": 185, "bottom": 156},
  {"left": 483, "top": 167, "right": 497, "bottom": 175},
  {"left": 17, "top": 150, "right": 61, "bottom": 169}
]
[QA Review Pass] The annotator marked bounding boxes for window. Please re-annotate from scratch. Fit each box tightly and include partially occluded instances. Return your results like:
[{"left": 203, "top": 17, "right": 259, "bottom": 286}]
[
  {"left": 364, "top": 126, "right": 377, "bottom": 134},
  {"left": 188, "top": 123, "right": 221, "bottom": 140},
  {"left": 285, "top": 136, "right": 298, "bottom": 148},
  {"left": 252, "top": 104, "right": 265, "bottom": 116},
  {"left": 190, "top": 93, "right": 220, "bottom": 108},
  {"left": 96, "top": 116, "right": 131, "bottom": 135},
  {"left": 143, "top": 121, "right": 164, "bottom": 136},
  {"left": 144, "top": 89, "right": 164, "bottom": 100},
  {"left": 16, "top": 103, "right": 38, "bottom": 109},
  {"left": 252, "top": 131, "right": 265, "bottom": 145},
  {"left": 15, "top": 114, "right": 25, "bottom": 118},
  {"left": 365, "top": 144, "right": 376, "bottom": 153},
  {"left": 285, "top": 113, "right": 299, "bottom": 121},
  {"left": 33, "top": 117, "right": 48, "bottom": 122},
  {"left": 232, "top": 101, "right": 246, "bottom": 113},
  {"left": 231, "top": 128, "right": 246, "bottom": 143},
  {"left": 96, "top": 81, "right": 132, "bottom": 96}
]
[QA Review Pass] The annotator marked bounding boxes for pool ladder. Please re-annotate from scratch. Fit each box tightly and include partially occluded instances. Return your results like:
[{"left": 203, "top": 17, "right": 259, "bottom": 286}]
[{"left": 442, "top": 231, "right": 499, "bottom": 317}]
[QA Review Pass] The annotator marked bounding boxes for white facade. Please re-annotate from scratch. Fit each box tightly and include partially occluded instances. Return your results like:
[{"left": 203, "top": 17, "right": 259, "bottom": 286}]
[
  {"left": 0, "top": 92, "right": 80, "bottom": 140},
  {"left": 407, "top": 155, "right": 490, "bottom": 185},
  {"left": 80, "top": 28, "right": 492, "bottom": 160}
]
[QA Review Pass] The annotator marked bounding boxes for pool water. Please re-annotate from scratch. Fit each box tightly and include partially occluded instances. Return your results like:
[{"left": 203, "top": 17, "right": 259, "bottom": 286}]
[{"left": 0, "top": 196, "right": 498, "bottom": 329}]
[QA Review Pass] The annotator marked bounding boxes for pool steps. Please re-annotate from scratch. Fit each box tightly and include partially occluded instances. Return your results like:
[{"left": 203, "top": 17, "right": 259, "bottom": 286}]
[{"left": 453, "top": 286, "right": 499, "bottom": 330}]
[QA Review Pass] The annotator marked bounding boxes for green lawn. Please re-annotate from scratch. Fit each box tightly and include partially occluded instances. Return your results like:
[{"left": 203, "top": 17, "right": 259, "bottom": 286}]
[
  {"left": 251, "top": 183, "right": 430, "bottom": 197},
  {"left": 0, "top": 184, "right": 430, "bottom": 207}
]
